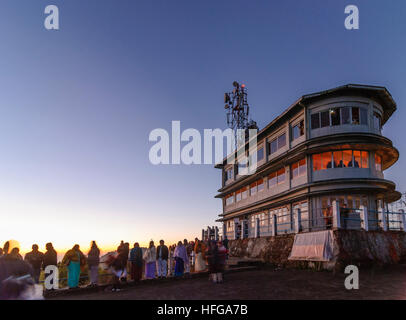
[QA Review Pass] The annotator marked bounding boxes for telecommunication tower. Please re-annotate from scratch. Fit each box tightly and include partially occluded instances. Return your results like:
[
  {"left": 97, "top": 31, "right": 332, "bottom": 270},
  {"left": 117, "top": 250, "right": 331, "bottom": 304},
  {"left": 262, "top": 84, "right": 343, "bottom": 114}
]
[{"left": 224, "top": 81, "right": 258, "bottom": 148}]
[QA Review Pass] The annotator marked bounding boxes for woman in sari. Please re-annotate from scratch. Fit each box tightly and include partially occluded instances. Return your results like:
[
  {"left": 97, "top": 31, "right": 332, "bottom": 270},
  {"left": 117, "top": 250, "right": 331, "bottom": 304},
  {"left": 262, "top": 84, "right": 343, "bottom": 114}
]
[
  {"left": 194, "top": 240, "right": 206, "bottom": 272},
  {"left": 62, "top": 244, "right": 86, "bottom": 289},
  {"left": 173, "top": 241, "right": 188, "bottom": 277},
  {"left": 143, "top": 241, "right": 156, "bottom": 279}
]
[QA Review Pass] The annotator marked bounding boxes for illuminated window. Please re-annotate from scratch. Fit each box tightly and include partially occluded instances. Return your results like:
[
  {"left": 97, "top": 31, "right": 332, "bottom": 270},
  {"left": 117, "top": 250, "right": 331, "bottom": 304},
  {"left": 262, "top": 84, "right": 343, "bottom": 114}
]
[
  {"left": 333, "top": 151, "right": 343, "bottom": 168},
  {"left": 361, "top": 151, "right": 369, "bottom": 168},
  {"left": 250, "top": 182, "right": 257, "bottom": 195},
  {"left": 257, "top": 179, "right": 264, "bottom": 192},
  {"left": 291, "top": 159, "right": 306, "bottom": 179},
  {"left": 353, "top": 151, "right": 361, "bottom": 168},
  {"left": 277, "top": 168, "right": 285, "bottom": 184},
  {"left": 312, "top": 153, "right": 322, "bottom": 171},
  {"left": 268, "top": 172, "right": 277, "bottom": 188},
  {"left": 343, "top": 150, "right": 352, "bottom": 167},
  {"left": 242, "top": 187, "right": 248, "bottom": 199},
  {"left": 375, "top": 154, "right": 382, "bottom": 171},
  {"left": 322, "top": 152, "right": 333, "bottom": 169}
]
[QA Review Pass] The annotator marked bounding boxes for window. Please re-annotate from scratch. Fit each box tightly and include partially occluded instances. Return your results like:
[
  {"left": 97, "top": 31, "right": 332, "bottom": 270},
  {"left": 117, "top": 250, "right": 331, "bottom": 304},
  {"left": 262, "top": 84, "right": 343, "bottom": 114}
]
[
  {"left": 250, "top": 182, "right": 257, "bottom": 196},
  {"left": 268, "top": 132, "right": 286, "bottom": 155},
  {"left": 291, "top": 158, "right": 306, "bottom": 179},
  {"left": 360, "top": 108, "right": 368, "bottom": 125},
  {"left": 292, "top": 120, "right": 304, "bottom": 140},
  {"left": 320, "top": 111, "right": 330, "bottom": 127},
  {"left": 343, "top": 150, "right": 352, "bottom": 167},
  {"left": 375, "top": 154, "right": 382, "bottom": 171},
  {"left": 257, "top": 148, "right": 264, "bottom": 161},
  {"left": 225, "top": 168, "right": 233, "bottom": 181},
  {"left": 236, "top": 190, "right": 242, "bottom": 202},
  {"left": 342, "top": 107, "right": 350, "bottom": 124},
  {"left": 268, "top": 172, "right": 277, "bottom": 188},
  {"left": 225, "top": 194, "right": 234, "bottom": 206},
  {"left": 373, "top": 112, "right": 381, "bottom": 130},
  {"left": 333, "top": 151, "right": 343, "bottom": 168},
  {"left": 361, "top": 151, "right": 369, "bottom": 168},
  {"left": 257, "top": 179, "right": 264, "bottom": 192},
  {"left": 353, "top": 150, "right": 361, "bottom": 168},
  {"left": 312, "top": 153, "right": 322, "bottom": 171},
  {"left": 322, "top": 152, "right": 333, "bottom": 169},
  {"left": 277, "top": 168, "right": 285, "bottom": 184},
  {"left": 330, "top": 108, "right": 341, "bottom": 126},
  {"left": 241, "top": 187, "right": 248, "bottom": 199},
  {"left": 352, "top": 107, "right": 360, "bottom": 125},
  {"left": 278, "top": 133, "right": 286, "bottom": 148},
  {"left": 311, "top": 113, "right": 320, "bottom": 129}
]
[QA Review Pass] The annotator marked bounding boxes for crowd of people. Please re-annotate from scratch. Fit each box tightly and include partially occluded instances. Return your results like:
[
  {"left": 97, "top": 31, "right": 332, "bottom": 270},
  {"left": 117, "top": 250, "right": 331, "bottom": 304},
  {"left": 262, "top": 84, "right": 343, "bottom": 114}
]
[{"left": 0, "top": 236, "right": 229, "bottom": 298}]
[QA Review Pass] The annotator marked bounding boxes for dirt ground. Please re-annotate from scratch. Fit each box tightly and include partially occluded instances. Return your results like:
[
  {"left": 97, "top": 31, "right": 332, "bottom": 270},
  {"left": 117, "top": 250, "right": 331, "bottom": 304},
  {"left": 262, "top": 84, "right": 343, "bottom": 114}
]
[{"left": 50, "top": 265, "right": 406, "bottom": 300}]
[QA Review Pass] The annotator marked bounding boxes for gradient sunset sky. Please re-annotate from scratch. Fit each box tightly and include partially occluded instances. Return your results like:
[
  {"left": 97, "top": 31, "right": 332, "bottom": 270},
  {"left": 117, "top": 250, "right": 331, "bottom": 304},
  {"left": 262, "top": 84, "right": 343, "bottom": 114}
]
[{"left": 1, "top": 0, "right": 405, "bottom": 254}]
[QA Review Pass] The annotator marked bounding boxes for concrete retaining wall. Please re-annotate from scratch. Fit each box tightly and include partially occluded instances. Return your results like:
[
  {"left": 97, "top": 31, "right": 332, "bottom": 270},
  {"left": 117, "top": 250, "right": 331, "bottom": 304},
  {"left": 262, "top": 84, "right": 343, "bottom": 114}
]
[{"left": 228, "top": 230, "right": 406, "bottom": 271}]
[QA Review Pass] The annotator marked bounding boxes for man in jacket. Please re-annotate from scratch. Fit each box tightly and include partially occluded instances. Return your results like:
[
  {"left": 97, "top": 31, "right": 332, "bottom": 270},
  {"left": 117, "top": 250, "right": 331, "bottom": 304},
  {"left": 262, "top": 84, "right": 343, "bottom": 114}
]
[
  {"left": 24, "top": 244, "right": 44, "bottom": 283},
  {"left": 43, "top": 243, "right": 57, "bottom": 289},
  {"left": 156, "top": 240, "right": 169, "bottom": 279}
]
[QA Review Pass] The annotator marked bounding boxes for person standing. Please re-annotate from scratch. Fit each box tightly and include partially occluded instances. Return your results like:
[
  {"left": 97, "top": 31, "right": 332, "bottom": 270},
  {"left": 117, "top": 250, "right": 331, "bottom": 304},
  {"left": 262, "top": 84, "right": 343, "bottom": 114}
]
[
  {"left": 143, "top": 241, "right": 156, "bottom": 279},
  {"left": 173, "top": 241, "right": 188, "bottom": 277},
  {"left": 183, "top": 239, "right": 191, "bottom": 274},
  {"left": 156, "top": 240, "right": 169, "bottom": 279},
  {"left": 24, "top": 244, "right": 44, "bottom": 284},
  {"left": 194, "top": 240, "right": 206, "bottom": 272},
  {"left": 118, "top": 242, "right": 130, "bottom": 282},
  {"left": 43, "top": 243, "right": 57, "bottom": 289},
  {"left": 206, "top": 240, "right": 219, "bottom": 283},
  {"left": 129, "top": 243, "right": 143, "bottom": 282},
  {"left": 87, "top": 241, "right": 100, "bottom": 286},
  {"left": 62, "top": 244, "right": 86, "bottom": 289}
]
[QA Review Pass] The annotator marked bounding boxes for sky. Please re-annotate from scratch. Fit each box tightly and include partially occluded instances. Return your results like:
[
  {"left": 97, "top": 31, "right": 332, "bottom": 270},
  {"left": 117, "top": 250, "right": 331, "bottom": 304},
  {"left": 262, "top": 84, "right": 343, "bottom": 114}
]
[{"left": 0, "top": 0, "right": 405, "bottom": 254}]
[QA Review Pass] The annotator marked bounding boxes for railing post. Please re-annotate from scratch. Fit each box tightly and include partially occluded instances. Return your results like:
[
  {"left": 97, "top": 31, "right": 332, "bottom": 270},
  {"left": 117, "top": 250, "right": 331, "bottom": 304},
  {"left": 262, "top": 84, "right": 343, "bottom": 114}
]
[
  {"left": 360, "top": 205, "right": 369, "bottom": 231},
  {"left": 332, "top": 200, "right": 341, "bottom": 229},
  {"left": 234, "top": 220, "right": 238, "bottom": 240},
  {"left": 400, "top": 209, "right": 406, "bottom": 232},
  {"left": 295, "top": 208, "right": 301, "bottom": 233},
  {"left": 272, "top": 214, "right": 277, "bottom": 236},
  {"left": 378, "top": 207, "right": 387, "bottom": 231},
  {"left": 255, "top": 218, "right": 260, "bottom": 238},
  {"left": 241, "top": 221, "right": 245, "bottom": 239}
]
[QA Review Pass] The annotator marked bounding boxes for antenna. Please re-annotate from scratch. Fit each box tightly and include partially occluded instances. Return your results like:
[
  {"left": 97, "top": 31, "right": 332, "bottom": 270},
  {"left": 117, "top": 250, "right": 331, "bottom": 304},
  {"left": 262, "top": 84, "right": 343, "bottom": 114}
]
[{"left": 224, "top": 81, "right": 257, "bottom": 148}]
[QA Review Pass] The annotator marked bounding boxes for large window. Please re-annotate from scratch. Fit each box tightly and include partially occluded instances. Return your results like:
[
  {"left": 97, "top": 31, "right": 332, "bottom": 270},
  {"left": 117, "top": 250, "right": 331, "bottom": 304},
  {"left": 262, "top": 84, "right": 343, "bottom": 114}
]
[
  {"left": 241, "top": 187, "right": 248, "bottom": 200},
  {"left": 312, "top": 150, "right": 369, "bottom": 171},
  {"left": 375, "top": 154, "right": 382, "bottom": 171},
  {"left": 291, "top": 158, "right": 306, "bottom": 179},
  {"left": 373, "top": 112, "right": 381, "bottom": 130},
  {"left": 225, "top": 194, "right": 234, "bottom": 206},
  {"left": 257, "top": 147, "right": 264, "bottom": 161},
  {"left": 268, "top": 168, "right": 286, "bottom": 187},
  {"left": 250, "top": 182, "right": 257, "bottom": 196},
  {"left": 268, "top": 132, "right": 287, "bottom": 155},
  {"left": 311, "top": 106, "right": 368, "bottom": 129},
  {"left": 292, "top": 120, "right": 304, "bottom": 140},
  {"left": 257, "top": 178, "right": 264, "bottom": 192}
]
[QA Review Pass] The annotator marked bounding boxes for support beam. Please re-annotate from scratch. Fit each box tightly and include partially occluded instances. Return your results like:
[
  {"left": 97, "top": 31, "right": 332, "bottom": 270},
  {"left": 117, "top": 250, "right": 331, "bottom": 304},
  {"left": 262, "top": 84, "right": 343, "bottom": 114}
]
[
  {"left": 360, "top": 205, "right": 369, "bottom": 231},
  {"left": 332, "top": 200, "right": 341, "bottom": 229},
  {"left": 295, "top": 208, "right": 301, "bottom": 233}
]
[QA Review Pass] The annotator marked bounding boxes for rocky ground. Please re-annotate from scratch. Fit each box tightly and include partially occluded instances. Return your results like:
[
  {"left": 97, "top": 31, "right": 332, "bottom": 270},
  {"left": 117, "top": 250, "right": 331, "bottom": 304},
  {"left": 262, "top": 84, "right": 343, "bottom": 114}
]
[{"left": 49, "top": 264, "right": 406, "bottom": 300}]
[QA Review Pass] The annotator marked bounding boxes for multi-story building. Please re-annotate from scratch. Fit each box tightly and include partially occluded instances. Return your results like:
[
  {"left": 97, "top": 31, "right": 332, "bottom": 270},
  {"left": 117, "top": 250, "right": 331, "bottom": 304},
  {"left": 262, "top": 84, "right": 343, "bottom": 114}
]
[{"left": 215, "top": 84, "right": 401, "bottom": 239}]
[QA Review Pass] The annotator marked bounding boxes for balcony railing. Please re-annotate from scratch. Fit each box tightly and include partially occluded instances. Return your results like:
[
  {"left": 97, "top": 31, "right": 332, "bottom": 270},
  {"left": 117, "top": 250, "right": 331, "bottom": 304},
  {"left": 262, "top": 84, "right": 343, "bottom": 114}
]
[{"left": 223, "top": 203, "right": 406, "bottom": 240}]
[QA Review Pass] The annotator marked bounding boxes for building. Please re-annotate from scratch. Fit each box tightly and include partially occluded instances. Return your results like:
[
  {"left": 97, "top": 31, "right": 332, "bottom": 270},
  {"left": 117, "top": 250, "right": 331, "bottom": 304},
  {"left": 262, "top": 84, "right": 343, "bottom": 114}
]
[{"left": 215, "top": 84, "right": 401, "bottom": 240}]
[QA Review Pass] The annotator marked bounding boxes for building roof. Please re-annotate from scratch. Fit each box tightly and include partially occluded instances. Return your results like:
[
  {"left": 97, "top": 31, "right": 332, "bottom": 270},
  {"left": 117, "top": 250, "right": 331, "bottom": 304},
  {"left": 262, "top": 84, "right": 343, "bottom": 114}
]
[{"left": 215, "top": 84, "right": 397, "bottom": 168}]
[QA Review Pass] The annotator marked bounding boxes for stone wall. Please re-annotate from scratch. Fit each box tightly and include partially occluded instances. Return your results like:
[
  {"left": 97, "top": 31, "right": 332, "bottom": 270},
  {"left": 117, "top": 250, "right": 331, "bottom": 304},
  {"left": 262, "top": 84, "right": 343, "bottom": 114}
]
[{"left": 228, "top": 230, "right": 406, "bottom": 271}]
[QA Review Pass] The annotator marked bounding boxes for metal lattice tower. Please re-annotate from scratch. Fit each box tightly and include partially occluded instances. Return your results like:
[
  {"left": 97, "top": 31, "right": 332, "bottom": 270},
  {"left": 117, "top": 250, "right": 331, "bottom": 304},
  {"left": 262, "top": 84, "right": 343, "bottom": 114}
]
[{"left": 224, "top": 81, "right": 257, "bottom": 148}]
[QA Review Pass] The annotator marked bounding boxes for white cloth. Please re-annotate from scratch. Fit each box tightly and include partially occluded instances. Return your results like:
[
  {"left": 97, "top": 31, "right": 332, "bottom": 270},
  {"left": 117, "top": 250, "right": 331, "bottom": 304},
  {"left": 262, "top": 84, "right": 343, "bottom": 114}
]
[
  {"left": 288, "top": 230, "right": 334, "bottom": 262},
  {"left": 143, "top": 247, "right": 157, "bottom": 263},
  {"left": 156, "top": 258, "right": 167, "bottom": 277}
]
